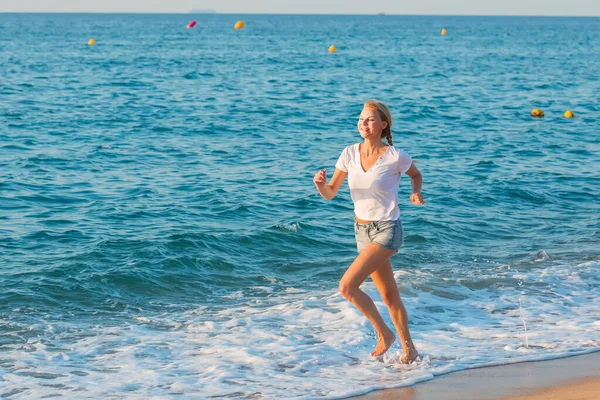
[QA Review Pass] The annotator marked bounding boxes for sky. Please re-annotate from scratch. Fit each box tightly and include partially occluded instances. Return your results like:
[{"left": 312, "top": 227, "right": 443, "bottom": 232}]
[{"left": 1, "top": 0, "right": 600, "bottom": 16}]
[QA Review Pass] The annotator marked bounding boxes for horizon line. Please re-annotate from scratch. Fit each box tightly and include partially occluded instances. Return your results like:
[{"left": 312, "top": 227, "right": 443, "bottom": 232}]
[{"left": 1, "top": 11, "right": 600, "bottom": 18}]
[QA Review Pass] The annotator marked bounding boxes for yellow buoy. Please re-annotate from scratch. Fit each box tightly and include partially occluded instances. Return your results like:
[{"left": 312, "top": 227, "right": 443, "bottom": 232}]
[
  {"left": 88, "top": 38, "right": 96, "bottom": 46},
  {"left": 564, "top": 110, "right": 575, "bottom": 118},
  {"left": 441, "top": 28, "right": 447, "bottom": 36},
  {"left": 234, "top": 21, "right": 245, "bottom": 30},
  {"left": 328, "top": 45, "right": 336, "bottom": 53},
  {"left": 531, "top": 109, "right": 544, "bottom": 118}
]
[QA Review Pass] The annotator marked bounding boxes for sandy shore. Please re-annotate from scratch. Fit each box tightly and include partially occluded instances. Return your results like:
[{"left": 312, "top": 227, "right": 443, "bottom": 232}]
[
  {"left": 499, "top": 377, "right": 600, "bottom": 400},
  {"left": 353, "top": 351, "right": 600, "bottom": 400}
]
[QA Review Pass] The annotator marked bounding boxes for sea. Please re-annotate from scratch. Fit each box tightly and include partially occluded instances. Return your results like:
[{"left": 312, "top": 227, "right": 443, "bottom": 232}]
[{"left": 1, "top": 13, "right": 599, "bottom": 399}]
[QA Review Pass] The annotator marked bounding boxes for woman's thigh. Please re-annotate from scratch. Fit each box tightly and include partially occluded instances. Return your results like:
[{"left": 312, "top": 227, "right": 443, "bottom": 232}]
[
  {"left": 340, "top": 242, "right": 396, "bottom": 288},
  {"left": 370, "top": 261, "right": 401, "bottom": 306}
]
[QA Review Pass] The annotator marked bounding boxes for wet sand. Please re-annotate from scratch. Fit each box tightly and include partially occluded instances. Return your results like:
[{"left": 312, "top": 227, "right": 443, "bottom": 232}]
[{"left": 353, "top": 351, "right": 600, "bottom": 400}]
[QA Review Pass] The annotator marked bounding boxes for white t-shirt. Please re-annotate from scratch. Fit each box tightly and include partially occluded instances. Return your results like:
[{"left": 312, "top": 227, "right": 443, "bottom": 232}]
[{"left": 335, "top": 143, "right": 413, "bottom": 221}]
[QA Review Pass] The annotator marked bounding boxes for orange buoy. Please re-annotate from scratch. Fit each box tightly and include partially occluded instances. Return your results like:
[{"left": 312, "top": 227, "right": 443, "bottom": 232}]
[
  {"left": 531, "top": 109, "right": 545, "bottom": 118},
  {"left": 328, "top": 45, "right": 336, "bottom": 53},
  {"left": 564, "top": 110, "right": 575, "bottom": 118},
  {"left": 88, "top": 38, "right": 96, "bottom": 46},
  {"left": 234, "top": 21, "right": 245, "bottom": 30},
  {"left": 441, "top": 28, "right": 447, "bottom": 36}
]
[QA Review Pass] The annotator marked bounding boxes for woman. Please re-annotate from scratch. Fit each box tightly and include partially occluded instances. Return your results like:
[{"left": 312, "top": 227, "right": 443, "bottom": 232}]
[{"left": 313, "top": 100, "right": 424, "bottom": 363}]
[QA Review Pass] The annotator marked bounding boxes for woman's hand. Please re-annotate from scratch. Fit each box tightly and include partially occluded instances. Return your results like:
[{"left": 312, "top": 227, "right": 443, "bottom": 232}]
[
  {"left": 313, "top": 169, "right": 327, "bottom": 186},
  {"left": 410, "top": 192, "right": 425, "bottom": 205}
]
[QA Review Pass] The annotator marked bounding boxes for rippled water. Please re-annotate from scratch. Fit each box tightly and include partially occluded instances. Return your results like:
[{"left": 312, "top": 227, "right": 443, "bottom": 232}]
[{"left": 1, "top": 13, "right": 599, "bottom": 399}]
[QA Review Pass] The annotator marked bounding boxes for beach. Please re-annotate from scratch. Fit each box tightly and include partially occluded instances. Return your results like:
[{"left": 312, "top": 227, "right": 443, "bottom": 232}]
[
  {"left": 355, "top": 351, "right": 600, "bottom": 400},
  {"left": 1, "top": 13, "right": 599, "bottom": 398}
]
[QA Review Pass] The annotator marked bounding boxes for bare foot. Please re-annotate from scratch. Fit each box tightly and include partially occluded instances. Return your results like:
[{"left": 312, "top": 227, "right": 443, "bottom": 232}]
[
  {"left": 370, "top": 332, "right": 396, "bottom": 357},
  {"left": 401, "top": 346, "right": 419, "bottom": 364}
]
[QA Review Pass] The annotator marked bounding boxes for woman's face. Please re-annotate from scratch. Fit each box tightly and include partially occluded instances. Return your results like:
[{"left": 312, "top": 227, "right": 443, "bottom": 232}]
[{"left": 357, "top": 107, "right": 388, "bottom": 139}]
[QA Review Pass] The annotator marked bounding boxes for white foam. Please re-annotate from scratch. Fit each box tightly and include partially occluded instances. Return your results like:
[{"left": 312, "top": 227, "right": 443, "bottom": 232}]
[{"left": 276, "top": 222, "right": 301, "bottom": 233}]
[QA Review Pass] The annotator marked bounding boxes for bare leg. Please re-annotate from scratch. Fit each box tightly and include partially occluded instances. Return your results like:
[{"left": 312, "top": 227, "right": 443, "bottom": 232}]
[
  {"left": 339, "top": 243, "right": 398, "bottom": 357},
  {"left": 370, "top": 260, "right": 419, "bottom": 363}
]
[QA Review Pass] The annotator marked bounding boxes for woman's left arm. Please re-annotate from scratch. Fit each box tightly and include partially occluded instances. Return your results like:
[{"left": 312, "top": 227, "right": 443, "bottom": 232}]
[{"left": 405, "top": 163, "right": 425, "bottom": 205}]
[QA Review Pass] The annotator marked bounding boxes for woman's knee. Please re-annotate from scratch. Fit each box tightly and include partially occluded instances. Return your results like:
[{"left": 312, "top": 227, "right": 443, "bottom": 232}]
[
  {"left": 381, "top": 291, "right": 402, "bottom": 309},
  {"left": 338, "top": 280, "right": 355, "bottom": 300}
]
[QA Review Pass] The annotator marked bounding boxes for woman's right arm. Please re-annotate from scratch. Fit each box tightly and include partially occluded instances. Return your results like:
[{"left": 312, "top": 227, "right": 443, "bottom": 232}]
[{"left": 313, "top": 168, "right": 347, "bottom": 200}]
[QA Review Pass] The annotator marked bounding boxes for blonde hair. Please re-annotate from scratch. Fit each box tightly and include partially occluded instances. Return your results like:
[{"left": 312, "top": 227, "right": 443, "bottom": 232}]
[{"left": 364, "top": 99, "right": 393, "bottom": 146}]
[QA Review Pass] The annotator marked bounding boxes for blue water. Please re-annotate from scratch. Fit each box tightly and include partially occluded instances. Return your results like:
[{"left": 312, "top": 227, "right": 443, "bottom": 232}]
[{"left": 1, "top": 13, "right": 599, "bottom": 399}]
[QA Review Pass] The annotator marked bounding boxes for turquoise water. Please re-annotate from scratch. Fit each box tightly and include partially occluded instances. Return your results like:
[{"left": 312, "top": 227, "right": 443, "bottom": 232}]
[{"left": 1, "top": 13, "right": 599, "bottom": 399}]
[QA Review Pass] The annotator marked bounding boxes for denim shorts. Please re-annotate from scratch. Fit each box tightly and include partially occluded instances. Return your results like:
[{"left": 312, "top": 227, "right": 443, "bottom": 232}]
[{"left": 354, "top": 219, "right": 404, "bottom": 253}]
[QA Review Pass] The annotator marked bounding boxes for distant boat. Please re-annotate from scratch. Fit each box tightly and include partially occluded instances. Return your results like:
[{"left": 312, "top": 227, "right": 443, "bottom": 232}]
[{"left": 189, "top": 9, "right": 216, "bottom": 14}]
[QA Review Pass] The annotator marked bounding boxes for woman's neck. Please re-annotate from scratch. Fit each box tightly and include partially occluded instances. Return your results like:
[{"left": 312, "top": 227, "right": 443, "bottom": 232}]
[{"left": 361, "top": 138, "right": 386, "bottom": 157}]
